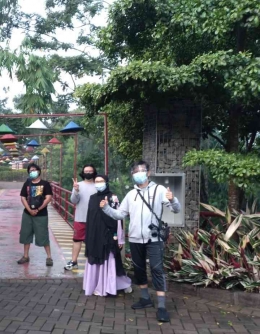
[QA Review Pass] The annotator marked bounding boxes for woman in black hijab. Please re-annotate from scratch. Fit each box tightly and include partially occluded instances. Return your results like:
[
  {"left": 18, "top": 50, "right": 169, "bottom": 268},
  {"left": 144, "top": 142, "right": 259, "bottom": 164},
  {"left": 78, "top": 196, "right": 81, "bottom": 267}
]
[{"left": 83, "top": 175, "right": 132, "bottom": 296}]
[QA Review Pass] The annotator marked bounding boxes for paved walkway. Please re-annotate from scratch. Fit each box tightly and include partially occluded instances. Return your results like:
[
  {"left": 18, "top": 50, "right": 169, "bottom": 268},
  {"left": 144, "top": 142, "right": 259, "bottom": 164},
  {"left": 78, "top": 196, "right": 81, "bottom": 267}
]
[
  {"left": 0, "top": 185, "right": 86, "bottom": 279},
  {"left": 0, "top": 187, "right": 260, "bottom": 333}
]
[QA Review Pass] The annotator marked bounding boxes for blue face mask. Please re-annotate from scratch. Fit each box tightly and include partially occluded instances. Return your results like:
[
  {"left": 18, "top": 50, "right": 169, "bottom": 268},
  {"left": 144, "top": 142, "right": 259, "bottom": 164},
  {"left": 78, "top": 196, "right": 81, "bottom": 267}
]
[
  {"left": 133, "top": 172, "right": 148, "bottom": 185},
  {"left": 95, "top": 182, "right": 106, "bottom": 192},
  {"left": 29, "top": 171, "right": 39, "bottom": 179}
]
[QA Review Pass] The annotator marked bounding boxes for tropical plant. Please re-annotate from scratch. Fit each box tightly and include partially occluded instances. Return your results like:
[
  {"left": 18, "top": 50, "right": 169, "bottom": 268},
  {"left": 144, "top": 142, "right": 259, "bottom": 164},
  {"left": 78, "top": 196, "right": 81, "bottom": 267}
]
[
  {"left": 166, "top": 202, "right": 260, "bottom": 292},
  {"left": 183, "top": 150, "right": 260, "bottom": 209}
]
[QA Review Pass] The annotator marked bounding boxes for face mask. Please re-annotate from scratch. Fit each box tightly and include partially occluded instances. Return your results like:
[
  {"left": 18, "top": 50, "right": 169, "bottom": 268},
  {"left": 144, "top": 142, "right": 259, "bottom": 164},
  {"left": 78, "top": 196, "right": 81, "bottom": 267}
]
[
  {"left": 133, "top": 172, "right": 148, "bottom": 185},
  {"left": 83, "top": 173, "right": 95, "bottom": 180},
  {"left": 29, "top": 171, "right": 39, "bottom": 179},
  {"left": 95, "top": 182, "right": 106, "bottom": 192}
]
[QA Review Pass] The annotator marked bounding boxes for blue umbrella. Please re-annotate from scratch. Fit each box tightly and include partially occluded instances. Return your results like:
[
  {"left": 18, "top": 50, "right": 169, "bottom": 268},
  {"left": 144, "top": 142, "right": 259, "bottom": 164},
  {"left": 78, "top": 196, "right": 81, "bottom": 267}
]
[
  {"left": 27, "top": 139, "right": 40, "bottom": 147},
  {"left": 60, "top": 121, "right": 83, "bottom": 133}
]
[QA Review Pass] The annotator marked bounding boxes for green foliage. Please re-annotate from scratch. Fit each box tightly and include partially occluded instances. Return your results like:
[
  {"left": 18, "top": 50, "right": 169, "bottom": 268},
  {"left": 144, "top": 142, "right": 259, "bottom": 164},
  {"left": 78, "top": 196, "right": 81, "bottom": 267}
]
[
  {"left": 77, "top": 0, "right": 260, "bottom": 162},
  {"left": 0, "top": 168, "right": 28, "bottom": 182},
  {"left": 76, "top": 93, "right": 143, "bottom": 162},
  {"left": 107, "top": 102, "right": 143, "bottom": 163},
  {"left": 169, "top": 0, "right": 260, "bottom": 41},
  {"left": 100, "top": 0, "right": 260, "bottom": 61},
  {"left": 76, "top": 51, "right": 260, "bottom": 110},
  {"left": 0, "top": 0, "right": 19, "bottom": 40},
  {"left": 183, "top": 149, "right": 260, "bottom": 194},
  {"left": 0, "top": 0, "right": 107, "bottom": 113},
  {"left": 207, "top": 174, "right": 228, "bottom": 210},
  {"left": 167, "top": 203, "right": 260, "bottom": 291},
  {"left": 0, "top": 50, "right": 56, "bottom": 114}
]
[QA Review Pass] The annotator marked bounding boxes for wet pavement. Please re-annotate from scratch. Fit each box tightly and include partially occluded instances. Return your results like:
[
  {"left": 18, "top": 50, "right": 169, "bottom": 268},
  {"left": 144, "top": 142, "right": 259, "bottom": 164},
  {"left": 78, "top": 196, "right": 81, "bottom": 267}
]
[
  {"left": 0, "top": 187, "right": 82, "bottom": 279},
  {"left": 0, "top": 186, "right": 260, "bottom": 333}
]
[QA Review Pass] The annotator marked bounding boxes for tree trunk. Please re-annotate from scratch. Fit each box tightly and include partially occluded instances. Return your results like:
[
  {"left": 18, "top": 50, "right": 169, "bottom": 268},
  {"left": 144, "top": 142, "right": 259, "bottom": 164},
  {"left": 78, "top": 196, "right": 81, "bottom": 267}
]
[
  {"left": 200, "top": 169, "right": 209, "bottom": 204},
  {"left": 225, "top": 22, "right": 247, "bottom": 211},
  {"left": 228, "top": 180, "right": 240, "bottom": 212},
  {"left": 226, "top": 108, "right": 240, "bottom": 211}
]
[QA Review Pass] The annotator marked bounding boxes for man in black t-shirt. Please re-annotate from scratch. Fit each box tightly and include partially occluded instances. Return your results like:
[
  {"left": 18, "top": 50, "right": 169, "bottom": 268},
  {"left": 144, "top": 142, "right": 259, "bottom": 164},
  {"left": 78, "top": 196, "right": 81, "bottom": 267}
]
[{"left": 18, "top": 163, "right": 53, "bottom": 266}]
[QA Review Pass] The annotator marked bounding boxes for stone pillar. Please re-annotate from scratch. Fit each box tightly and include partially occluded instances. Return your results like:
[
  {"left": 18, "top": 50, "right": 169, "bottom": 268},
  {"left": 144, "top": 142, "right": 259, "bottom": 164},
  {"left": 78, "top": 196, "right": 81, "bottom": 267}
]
[{"left": 143, "top": 100, "right": 201, "bottom": 231}]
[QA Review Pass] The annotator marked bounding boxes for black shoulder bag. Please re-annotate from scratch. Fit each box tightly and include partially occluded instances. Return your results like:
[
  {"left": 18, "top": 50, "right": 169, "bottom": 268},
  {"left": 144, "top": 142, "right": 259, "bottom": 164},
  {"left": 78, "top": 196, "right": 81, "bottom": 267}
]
[
  {"left": 28, "top": 180, "right": 44, "bottom": 210},
  {"left": 137, "top": 186, "right": 170, "bottom": 242}
]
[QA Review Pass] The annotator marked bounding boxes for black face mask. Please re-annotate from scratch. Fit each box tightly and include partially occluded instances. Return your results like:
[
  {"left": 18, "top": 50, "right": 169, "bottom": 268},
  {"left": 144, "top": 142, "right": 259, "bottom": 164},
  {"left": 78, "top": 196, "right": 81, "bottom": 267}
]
[{"left": 83, "top": 173, "right": 95, "bottom": 180}]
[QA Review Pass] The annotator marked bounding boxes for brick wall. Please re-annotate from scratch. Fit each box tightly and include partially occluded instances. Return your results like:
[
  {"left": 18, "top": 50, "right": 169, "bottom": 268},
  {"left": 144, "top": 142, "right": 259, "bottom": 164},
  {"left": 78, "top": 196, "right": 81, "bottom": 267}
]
[{"left": 143, "top": 100, "right": 201, "bottom": 231}]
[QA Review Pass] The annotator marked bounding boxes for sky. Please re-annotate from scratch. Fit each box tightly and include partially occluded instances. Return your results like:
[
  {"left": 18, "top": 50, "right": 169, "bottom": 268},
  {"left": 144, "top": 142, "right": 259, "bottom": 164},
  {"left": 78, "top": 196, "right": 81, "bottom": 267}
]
[{"left": 0, "top": 0, "right": 113, "bottom": 110}]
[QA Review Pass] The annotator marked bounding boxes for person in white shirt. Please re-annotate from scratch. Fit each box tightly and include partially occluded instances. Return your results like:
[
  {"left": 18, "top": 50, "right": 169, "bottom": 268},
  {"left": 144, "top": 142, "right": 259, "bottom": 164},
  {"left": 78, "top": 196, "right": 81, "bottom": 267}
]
[
  {"left": 64, "top": 164, "right": 97, "bottom": 271},
  {"left": 100, "top": 160, "right": 180, "bottom": 323}
]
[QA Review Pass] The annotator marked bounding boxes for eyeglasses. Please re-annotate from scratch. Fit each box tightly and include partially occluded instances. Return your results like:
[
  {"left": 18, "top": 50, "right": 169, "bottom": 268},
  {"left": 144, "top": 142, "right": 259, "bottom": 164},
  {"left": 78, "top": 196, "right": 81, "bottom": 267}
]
[{"left": 132, "top": 169, "right": 147, "bottom": 174}]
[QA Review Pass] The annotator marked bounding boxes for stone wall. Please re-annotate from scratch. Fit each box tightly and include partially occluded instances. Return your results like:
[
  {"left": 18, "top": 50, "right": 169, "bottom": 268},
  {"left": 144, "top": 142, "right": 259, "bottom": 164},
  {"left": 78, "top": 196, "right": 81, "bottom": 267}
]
[{"left": 143, "top": 100, "right": 201, "bottom": 231}]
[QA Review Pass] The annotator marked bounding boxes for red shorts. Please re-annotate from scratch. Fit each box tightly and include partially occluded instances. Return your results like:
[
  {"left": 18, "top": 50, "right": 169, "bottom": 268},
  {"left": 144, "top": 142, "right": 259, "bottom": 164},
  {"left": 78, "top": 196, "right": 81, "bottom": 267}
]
[{"left": 73, "top": 221, "right": 86, "bottom": 241}]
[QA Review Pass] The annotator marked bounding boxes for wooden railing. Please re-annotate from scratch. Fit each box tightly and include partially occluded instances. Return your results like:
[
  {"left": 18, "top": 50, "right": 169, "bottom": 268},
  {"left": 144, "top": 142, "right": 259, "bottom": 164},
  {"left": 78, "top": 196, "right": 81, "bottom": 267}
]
[{"left": 50, "top": 181, "right": 75, "bottom": 226}]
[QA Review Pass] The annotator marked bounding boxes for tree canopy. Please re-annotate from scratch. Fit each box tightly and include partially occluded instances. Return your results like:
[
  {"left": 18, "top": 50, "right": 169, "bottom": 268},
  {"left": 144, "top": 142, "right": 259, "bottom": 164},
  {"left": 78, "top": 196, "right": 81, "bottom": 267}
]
[
  {"left": 0, "top": 0, "right": 107, "bottom": 113},
  {"left": 76, "top": 0, "right": 260, "bottom": 209}
]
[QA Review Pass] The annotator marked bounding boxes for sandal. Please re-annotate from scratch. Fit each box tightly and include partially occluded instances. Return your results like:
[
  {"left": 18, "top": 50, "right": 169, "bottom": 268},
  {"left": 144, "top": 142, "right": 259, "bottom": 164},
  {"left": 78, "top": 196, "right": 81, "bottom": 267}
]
[
  {"left": 46, "top": 258, "right": 53, "bottom": 266},
  {"left": 17, "top": 256, "right": 30, "bottom": 264}
]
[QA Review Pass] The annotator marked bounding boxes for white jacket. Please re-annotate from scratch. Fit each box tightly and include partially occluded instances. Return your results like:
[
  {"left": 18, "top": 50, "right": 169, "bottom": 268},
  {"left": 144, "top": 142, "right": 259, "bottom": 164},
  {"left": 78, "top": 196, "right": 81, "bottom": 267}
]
[{"left": 102, "top": 181, "right": 180, "bottom": 243}]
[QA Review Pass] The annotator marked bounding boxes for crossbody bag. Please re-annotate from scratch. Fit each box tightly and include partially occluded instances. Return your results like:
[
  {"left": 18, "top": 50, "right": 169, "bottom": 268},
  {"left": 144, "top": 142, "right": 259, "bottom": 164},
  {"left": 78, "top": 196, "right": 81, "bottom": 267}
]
[{"left": 137, "top": 185, "right": 170, "bottom": 242}]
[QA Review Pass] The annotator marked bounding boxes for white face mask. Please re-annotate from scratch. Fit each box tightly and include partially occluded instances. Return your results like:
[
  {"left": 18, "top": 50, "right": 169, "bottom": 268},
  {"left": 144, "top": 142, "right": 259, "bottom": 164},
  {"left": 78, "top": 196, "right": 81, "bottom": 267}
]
[
  {"left": 95, "top": 182, "right": 106, "bottom": 192},
  {"left": 132, "top": 172, "right": 148, "bottom": 185},
  {"left": 29, "top": 171, "right": 39, "bottom": 179}
]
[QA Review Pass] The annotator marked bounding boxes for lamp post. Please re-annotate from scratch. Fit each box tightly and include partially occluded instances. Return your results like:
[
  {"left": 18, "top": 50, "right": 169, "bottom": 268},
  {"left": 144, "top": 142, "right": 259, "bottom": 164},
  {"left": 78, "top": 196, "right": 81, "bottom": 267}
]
[
  {"left": 103, "top": 113, "right": 108, "bottom": 175},
  {"left": 48, "top": 138, "right": 63, "bottom": 186}
]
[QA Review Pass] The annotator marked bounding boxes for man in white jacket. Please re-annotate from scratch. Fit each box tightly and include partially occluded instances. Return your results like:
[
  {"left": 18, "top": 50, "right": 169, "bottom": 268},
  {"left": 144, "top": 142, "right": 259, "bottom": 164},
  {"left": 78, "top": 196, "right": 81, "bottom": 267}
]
[{"left": 100, "top": 160, "right": 180, "bottom": 322}]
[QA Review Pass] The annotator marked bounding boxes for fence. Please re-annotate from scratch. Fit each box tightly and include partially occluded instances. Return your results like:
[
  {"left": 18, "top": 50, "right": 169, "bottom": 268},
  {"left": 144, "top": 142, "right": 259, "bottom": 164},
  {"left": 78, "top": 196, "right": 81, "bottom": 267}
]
[{"left": 50, "top": 181, "right": 75, "bottom": 226}]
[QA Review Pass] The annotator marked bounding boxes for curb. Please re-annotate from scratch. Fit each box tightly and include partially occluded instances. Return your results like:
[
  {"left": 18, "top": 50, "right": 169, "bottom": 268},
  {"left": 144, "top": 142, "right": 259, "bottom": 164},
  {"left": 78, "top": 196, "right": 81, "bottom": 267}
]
[{"left": 168, "top": 281, "right": 260, "bottom": 309}]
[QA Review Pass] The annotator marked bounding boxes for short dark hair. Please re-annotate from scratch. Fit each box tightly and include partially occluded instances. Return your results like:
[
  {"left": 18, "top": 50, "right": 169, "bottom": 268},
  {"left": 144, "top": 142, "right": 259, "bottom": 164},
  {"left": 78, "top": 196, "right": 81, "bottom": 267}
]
[
  {"left": 27, "top": 163, "right": 41, "bottom": 175},
  {"left": 131, "top": 160, "right": 150, "bottom": 173},
  {"left": 79, "top": 164, "right": 97, "bottom": 180}
]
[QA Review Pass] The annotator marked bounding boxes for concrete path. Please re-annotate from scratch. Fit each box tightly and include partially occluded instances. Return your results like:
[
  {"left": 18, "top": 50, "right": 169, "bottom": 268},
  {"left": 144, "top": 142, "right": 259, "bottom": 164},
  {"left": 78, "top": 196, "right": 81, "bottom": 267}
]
[{"left": 0, "top": 187, "right": 83, "bottom": 279}]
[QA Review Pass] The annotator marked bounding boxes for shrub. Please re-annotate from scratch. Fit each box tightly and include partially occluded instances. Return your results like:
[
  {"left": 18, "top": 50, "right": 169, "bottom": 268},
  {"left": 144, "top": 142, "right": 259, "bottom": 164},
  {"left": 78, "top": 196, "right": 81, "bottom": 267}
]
[{"left": 166, "top": 203, "right": 260, "bottom": 292}]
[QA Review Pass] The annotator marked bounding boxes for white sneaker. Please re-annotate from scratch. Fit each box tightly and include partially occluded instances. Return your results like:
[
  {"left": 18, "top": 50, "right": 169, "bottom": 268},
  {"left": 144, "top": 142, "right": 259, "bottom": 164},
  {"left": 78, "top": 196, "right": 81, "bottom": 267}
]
[
  {"left": 64, "top": 260, "right": 78, "bottom": 271},
  {"left": 124, "top": 286, "right": 133, "bottom": 294}
]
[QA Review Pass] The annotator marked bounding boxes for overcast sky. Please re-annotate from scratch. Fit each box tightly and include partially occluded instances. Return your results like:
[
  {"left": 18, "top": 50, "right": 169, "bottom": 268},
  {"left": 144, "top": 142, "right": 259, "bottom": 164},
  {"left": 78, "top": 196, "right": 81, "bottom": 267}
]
[{"left": 0, "top": 0, "right": 113, "bottom": 110}]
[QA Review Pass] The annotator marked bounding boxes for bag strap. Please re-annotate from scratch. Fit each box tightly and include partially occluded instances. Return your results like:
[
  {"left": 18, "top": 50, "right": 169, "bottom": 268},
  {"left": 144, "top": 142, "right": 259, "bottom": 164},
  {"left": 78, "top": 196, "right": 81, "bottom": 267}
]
[{"left": 137, "top": 185, "right": 161, "bottom": 223}]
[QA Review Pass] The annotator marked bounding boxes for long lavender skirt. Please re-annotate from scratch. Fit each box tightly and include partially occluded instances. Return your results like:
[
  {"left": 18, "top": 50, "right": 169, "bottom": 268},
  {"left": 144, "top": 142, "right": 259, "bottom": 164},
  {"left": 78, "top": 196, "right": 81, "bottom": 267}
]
[{"left": 83, "top": 252, "right": 131, "bottom": 296}]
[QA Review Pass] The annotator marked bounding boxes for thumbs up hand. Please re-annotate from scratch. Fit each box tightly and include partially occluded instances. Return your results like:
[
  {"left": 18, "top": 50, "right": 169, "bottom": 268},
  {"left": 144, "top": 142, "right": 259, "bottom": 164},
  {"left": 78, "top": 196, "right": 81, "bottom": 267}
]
[
  {"left": 100, "top": 196, "right": 109, "bottom": 208},
  {"left": 166, "top": 187, "right": 174, "bottom": 202}
]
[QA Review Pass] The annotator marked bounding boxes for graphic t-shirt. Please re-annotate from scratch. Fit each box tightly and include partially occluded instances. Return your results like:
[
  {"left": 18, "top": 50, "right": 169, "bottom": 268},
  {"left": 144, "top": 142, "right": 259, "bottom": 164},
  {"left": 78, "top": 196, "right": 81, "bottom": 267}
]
[{"left": 20, "top": 179, "right": 53, "bottom": 216}]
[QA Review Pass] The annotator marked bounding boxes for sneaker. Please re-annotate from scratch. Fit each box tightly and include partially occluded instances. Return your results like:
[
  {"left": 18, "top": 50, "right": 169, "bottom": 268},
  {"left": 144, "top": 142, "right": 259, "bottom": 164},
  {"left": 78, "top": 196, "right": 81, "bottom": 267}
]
[
  {"left": 17, "top": 256, "right": 29, "bottom": 264},
  {"left": 124, "top": 286, "right": 133, "bottom": 294},
  {"left": 46, "top": 258, "right": 53, "bottom": 266},
  {"left": 131, "top": 298, "right": 154, "bottom": 310},
  {"left": 156, "top": 308, "right": 170, "bottom": 322},
  {"left": 64, "top": 260, "right": 78, "bottom": 270}
]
